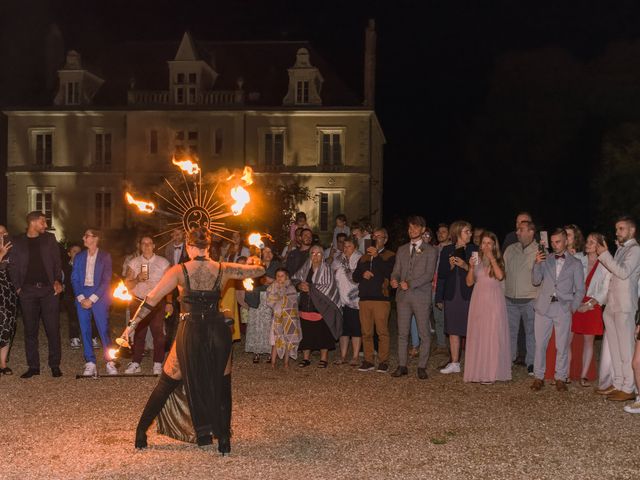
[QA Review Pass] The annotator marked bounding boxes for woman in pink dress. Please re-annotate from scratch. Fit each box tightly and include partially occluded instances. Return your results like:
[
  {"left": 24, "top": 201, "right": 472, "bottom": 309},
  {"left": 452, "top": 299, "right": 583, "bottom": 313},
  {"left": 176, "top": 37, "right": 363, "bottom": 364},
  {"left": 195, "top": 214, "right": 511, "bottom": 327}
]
[{"left": 464, "top": 231, "right": 512, "bottom": 384}]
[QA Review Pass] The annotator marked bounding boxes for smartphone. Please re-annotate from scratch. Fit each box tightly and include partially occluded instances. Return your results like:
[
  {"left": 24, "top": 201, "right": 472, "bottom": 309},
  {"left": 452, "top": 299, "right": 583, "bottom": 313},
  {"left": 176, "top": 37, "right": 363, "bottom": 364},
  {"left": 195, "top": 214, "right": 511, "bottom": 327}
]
[
  {"left": 453, "top": 246, "right": 466, "bottom": 259},
  {"left": 539, "top": 231, "right": 548, "bottom": 249},
  {"left": 141, "top": 263, "right": 149, "bottom": 279},
  {"left": 364, "top": 238, "right": 373, "bottom": 251},
  {"left": 471, "top": 251, "right": 479, "bottom": 265}
]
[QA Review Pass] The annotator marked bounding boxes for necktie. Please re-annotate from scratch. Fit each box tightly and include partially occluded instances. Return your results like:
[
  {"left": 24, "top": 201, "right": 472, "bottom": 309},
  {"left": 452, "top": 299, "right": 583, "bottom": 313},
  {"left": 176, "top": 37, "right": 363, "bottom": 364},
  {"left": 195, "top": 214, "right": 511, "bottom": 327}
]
[
  {"left": 411, "top": 244, "right": 416, "bottom": 257},
  {"left": 555, "top": 254, "right": 565, "bottom": 259}
]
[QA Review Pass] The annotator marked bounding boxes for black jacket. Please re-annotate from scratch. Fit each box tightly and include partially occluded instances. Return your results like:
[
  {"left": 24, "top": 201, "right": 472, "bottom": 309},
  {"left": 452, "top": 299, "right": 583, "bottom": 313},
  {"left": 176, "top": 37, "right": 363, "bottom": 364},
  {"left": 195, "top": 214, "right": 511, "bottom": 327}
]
[{"left": 353, "top": 249, "right": 396, "bottom": 301}]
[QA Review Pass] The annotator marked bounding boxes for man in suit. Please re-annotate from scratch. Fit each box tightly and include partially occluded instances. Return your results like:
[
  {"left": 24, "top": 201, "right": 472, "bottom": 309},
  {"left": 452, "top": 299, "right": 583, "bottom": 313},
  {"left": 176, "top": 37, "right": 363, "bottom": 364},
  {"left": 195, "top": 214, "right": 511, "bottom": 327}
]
[
  {"left": 390, "top": 216, "right": 438, "bottom": 379},
  {"left": 163, "top": 228, "right": 188, "bottom": 350},
  {"left": 530, "top": 228, "right": 584, "bottom": 391},
  {"left": 8, "top": 211, "right": 63, "bottom": 378},
  {"left": 595, "top": 216, "right": 640, "bottom": 402},
  {"left": 71, "top": 228, "right": 116, "bottom": 376}
]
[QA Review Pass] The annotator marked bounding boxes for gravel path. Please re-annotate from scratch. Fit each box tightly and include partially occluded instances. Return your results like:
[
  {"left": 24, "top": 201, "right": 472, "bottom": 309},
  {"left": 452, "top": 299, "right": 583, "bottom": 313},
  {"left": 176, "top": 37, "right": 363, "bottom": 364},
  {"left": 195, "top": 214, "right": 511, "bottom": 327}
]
[{"left": 2, "top": 313, "right": 640, "bottom": 479}]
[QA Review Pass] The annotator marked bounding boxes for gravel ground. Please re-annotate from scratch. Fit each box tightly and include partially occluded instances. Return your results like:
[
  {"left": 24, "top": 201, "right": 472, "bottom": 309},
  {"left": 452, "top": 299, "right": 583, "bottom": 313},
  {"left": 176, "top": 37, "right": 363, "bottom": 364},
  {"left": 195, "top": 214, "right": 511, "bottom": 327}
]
[{"left": 2, "top": 311, "right": 640, "bottom": 480}]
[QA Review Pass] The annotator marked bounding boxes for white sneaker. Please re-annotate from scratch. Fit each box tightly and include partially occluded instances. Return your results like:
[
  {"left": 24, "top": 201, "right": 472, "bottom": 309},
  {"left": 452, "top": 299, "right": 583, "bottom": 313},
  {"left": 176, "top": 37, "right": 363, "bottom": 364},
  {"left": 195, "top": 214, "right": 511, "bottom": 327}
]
[
  {"left": 105, "top": 361, "right": 118, "bottom": 375},
  {"left": 83, "top": 362, "right": 97, "bottom": 377},
  {"left": 624, "top": 398, "right": 640, "bottom": 414},
  {"left": 92, "top": 337, "right": 100, "bottom": 349},
  {"left": 70, "top": 338, "right": 81, "bottom": 349},
  {"left": 125, "top": 362, "right": 141, "bottom": 374},
  {"left": 153, "top": 362, "right": 163, "bottom": 375},
  {"left": 439, "top": 362, "right": 461, "bottom": 374}
]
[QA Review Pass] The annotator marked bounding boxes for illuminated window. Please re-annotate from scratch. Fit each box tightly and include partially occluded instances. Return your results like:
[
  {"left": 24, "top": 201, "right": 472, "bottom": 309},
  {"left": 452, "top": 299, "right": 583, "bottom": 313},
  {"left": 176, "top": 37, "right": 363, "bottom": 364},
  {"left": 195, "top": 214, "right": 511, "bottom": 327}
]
[
  {"left": 95, "top": 132, "right": 112, "bottom": 166},
  {"left": 65, "top": 82, "right": 80, "bottom": 105},
  {"left": 296, "top": 80, "right": 309, "bottom": 104},
  {"left": 317, "top": 190, "right": 344, "bottom": 232},
  {"left": 29, "top": 188, "right": 54, "bottom": 228},
  {"left": 318, "top": 128, "right": 344, "bottom": 166},
  {"left": 31, "top": 129, "right": 54, "bottom": 166}
]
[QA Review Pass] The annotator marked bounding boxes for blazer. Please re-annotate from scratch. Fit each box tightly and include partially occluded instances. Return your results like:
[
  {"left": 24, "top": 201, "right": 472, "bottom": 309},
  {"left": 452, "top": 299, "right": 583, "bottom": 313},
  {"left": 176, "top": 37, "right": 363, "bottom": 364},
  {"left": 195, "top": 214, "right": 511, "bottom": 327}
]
[
  {"left": 164, "top": 242, "right": 189, "bottom": 266},
  {"left": 532, "top": 252, "right": 584, "bottom": 315},
  {"left": 435, "top": 243, "right": 478, "bottom": 303},
  {"left": 575, "top": 253, "right": 611, "bottom": 306},
  {"left": 391, "top": 241, "right": 438, "bottom": 301},
  {"left": 71, "top": 249, "right": 113, "bottom": 306},
  {"left": 8, "top": 231, "right": 62, "bottom": 291},
  {"left": 598, "top": 239, "right": 640, "bottom": 313}
]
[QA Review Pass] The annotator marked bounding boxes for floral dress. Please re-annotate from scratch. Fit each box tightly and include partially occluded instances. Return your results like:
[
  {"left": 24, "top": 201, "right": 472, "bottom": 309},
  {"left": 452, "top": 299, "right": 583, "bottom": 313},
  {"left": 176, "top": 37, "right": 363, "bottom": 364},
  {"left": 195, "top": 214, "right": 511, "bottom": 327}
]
[{"left": 266, "top": 281, "right": 302, "bottom": 359}]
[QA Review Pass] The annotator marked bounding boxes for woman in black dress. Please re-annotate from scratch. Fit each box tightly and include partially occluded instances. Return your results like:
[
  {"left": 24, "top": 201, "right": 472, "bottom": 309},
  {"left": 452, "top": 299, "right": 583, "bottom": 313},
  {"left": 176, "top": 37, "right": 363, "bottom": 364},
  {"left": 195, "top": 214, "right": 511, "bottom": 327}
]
[
  {"left": 121, "top": 227, "right": 264, "bottom": 454},
  {"left": 0, "top": 225, "right": 16, "bottom": 375},
  {"left": 292, "top": 245, "right": 342, "bottom": 368}
]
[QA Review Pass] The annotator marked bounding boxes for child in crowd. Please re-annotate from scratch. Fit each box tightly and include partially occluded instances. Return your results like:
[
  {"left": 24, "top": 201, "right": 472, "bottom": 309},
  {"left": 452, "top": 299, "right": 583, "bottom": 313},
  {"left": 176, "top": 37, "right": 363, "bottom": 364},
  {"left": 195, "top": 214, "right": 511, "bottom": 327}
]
[
  {"left": 266, "top": 268, "right": 301, "bottom": 369},
  {"left": 332, "top": 214, "right": 350, "bottom": 249}
]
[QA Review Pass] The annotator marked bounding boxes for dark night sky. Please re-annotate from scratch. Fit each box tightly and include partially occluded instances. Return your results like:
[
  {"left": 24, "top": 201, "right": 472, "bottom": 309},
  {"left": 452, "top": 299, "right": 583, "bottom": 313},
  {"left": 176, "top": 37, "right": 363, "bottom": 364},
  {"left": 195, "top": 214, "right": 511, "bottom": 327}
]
[{"left": 3, "top": 0, "right": 640, "bottom": 238}]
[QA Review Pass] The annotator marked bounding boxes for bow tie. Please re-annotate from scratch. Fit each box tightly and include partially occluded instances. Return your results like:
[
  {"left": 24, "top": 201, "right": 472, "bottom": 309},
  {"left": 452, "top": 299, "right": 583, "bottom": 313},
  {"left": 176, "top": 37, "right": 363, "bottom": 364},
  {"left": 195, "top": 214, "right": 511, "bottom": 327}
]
[
  {"left": 555, "top": 254, "right": 565, "bottom": 259},
  {"left": 174, "top": 246, "right": 182, "bottom": 250}
]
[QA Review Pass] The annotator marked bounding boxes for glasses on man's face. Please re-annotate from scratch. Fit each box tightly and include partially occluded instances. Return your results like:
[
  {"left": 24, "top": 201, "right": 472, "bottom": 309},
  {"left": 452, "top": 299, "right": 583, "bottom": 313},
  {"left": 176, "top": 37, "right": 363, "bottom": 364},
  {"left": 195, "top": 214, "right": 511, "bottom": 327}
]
[{"left": 311, "top": 252, "right": 323, "bottom": 256}]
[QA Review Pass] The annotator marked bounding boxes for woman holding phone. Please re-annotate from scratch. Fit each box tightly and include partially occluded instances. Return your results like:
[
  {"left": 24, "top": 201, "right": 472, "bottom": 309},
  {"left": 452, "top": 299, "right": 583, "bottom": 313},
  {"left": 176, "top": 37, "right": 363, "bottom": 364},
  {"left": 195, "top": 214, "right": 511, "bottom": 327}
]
[
  {"left": 435, "top": 221, "right": 478, "bottom": 374},
  {"left": 464, "top": 231, "right": 511, "bottom": 384}
]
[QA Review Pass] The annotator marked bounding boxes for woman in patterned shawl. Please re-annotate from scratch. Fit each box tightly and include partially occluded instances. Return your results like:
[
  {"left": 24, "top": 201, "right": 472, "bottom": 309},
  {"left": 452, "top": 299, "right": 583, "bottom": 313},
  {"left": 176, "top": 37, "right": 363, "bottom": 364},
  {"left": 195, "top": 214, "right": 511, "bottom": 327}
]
[
  {"left": 292, "top": 244, "right": 342, "bottom": 368},
  {"left": 266, "top": 267, "right": 301, "bottom": 368}
]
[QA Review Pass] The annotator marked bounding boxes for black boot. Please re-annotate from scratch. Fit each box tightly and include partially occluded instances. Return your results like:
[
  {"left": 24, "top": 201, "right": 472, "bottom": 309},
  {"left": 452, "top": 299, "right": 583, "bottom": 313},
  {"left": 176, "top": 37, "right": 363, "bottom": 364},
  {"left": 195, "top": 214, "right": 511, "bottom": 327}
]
[
  {"left": 218, "top": 437, "right": 231, "bottom": 456},
  {"left": 135, "top": 372, "right": 180, "bottom": 449},
  {"left": 218, "top": 374, "right": 232, "bottom": 455}
]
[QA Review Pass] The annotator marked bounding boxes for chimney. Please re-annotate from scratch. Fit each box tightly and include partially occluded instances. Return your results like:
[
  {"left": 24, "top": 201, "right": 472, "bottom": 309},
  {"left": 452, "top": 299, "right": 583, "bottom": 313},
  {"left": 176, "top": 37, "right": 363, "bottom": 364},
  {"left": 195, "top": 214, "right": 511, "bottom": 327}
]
[{"left": 363, "top": 19, "right": 376, "bottom": 107}]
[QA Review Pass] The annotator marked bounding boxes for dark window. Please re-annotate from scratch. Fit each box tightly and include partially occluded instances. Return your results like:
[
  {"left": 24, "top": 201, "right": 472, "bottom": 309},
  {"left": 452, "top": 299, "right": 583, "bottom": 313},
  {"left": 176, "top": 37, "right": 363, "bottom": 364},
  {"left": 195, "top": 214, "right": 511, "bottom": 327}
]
[
  {"left": 188, "top": 73, "right": 197, "bottom": 84},
  {"left": 177, "top": 73, "right": 185, "bottom": 83},
  {"left": 176, "top": 131, "right": 185, "bottom": 141},
  {"left": 188, "top": 87, "right": 196, "bottom": 103},
  {"left": 265, "top": 132, "right": 284, "bottom": 165},
  {"left": 188, "top": 131, "right": 198, "bottom": 141},
  {"left": 320, "top": 132, "right": 343, "bottom": 166},
  {"left": 95, "top": 133, "right": 112, "bottom": 166},
  {"left": 213, "top": 128, "right": 223, "bottom": 155},
  {"left": 35, "top": 133, "right": 53, "bottom": 166},
  {"left": 296, "top": 81, "right": 309, "bottom": 103},
  {"left": 35, "top": 192, "right": 53, "bottom": 227},
  {"left": 176, "top": 87, "right": 184, "bottom": 103},
  {"left": 95, "top": 192, "right": 112, "bottom": 228},
  {"left": 150, "top": 130, "right": 158, "bottom": 154},
  {"left": 319, "top": 193, "right": 329, "bottom": 231}
]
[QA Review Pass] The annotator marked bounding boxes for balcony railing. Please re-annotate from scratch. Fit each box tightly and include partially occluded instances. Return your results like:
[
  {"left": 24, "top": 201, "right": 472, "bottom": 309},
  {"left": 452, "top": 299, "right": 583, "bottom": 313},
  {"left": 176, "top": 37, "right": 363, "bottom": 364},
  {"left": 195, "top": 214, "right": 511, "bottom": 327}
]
[{"left": 128, "top": 89, "right": 244, "bottom": 106}]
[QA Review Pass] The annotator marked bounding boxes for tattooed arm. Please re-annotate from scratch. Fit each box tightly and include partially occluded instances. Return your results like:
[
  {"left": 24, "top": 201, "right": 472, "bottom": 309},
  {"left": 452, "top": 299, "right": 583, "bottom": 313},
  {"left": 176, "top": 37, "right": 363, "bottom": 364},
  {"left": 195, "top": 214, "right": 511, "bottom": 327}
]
[{"left": 220, "top": 261, "right": 265, "bottom": 284}]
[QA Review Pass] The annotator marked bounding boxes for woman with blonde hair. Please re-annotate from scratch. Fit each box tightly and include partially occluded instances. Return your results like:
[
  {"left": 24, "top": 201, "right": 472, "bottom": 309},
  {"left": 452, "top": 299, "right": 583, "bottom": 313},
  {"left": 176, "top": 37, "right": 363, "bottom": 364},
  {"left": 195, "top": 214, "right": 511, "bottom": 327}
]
[
  {"left": 464, "top": 231, "right": 511, "bottom": 383},
  {"left": 435, "top": 220, "right": 478, "bottom": 374}
]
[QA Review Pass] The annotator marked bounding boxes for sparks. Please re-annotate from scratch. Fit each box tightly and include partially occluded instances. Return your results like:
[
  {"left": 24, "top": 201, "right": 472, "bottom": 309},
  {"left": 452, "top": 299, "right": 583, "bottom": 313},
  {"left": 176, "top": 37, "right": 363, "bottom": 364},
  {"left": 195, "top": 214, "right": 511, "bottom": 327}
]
[
  {"left": 230, "top": 185, "right": 250, "bottom": 215},
  {"left": 107, "top": 348, "right": 118, "bottom": 360},
  {"left": 243, "top": 278, "right": 254, "bottom": 291},
  {"left": 172, "top": 157, "right": 201, "bottom": 175},
  {"left": 241, "top": 166, "right": 254, "bottom": 185},
  {"left": 113, "top": 281, "right": 132, "bottom": 301},
  {"left": 125, "top": 193, "right": 155, "bottom": 213}
]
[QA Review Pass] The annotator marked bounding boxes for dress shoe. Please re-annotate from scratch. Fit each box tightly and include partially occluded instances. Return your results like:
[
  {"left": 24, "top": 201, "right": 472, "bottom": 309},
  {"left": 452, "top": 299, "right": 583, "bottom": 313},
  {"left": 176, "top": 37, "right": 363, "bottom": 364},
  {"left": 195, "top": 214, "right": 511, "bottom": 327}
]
[
  {"left": 417, "top": 368, "right": 428, "bottom": 380},
  {"left": 530, "top": 379, "right": 544, "bottom": 391},
  {"left": 197, "top": 434, "right": 213, "bottom": 447},
  {"left": 555, "top": 380, "right": 567, "bottom": 392},
  {"left": 607, "top": 390, "right": 636, "bottom": 402},
  {"left": 595, "top": 385, "right": 616, "bottom": 395},
  {"left": 20, "top": 368, "right": 40, "bottom": 379},
  {"left": 51, "top": 367, "right": 63, "bottom": 378},
  {"left": 390, "top": 366, "right": 408, "bottom": 377},
  {"left": 218, "top": 437, "right": 231, "bottom": 456}
]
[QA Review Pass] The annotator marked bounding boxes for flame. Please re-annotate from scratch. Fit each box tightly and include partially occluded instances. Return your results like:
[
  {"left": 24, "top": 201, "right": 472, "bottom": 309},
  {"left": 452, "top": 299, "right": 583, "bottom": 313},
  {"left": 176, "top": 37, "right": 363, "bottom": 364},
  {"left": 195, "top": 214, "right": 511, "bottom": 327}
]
[
  {"left": 172, "top": 157, "right": 201, "bottom": 175},
  {"left": 125, "top": 193, "right": 155, "bottom": 213},
  {"left": 108, "top": 348, "right": 118, "bottom": 360},
  {"left": 241, "top": 166, "right": 254, "bottom": 186},
  {"left": 230, "top": 185, "right": 250, "bottom": 215},
  {"left": 243, "top": 278, "right": 254, "bottom": 291},
  {"left": 248, "top": 233, "right": 264, "bottom": 249},
  {"left": 113, "top": 281, "right": 132, "bottom": 301}
]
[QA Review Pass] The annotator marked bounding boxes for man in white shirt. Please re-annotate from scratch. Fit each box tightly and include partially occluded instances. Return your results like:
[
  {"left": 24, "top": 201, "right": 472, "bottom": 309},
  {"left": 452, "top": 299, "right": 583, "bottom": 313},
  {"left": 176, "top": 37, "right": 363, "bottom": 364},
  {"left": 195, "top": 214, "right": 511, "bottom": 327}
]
[
  {"left": 125, "top": 235, "right": 171, "bottom": 375},
  {"left": 595, "top": 216, "right": 640, "bottom": 402}
]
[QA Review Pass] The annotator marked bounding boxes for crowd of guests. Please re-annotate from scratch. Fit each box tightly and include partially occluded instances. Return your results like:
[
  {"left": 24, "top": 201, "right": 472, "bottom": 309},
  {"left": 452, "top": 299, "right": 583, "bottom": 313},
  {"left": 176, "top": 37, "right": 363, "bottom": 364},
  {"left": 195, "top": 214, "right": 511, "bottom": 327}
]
[{"left": 1, "top": 209, "right": 640, "bottom": 415}]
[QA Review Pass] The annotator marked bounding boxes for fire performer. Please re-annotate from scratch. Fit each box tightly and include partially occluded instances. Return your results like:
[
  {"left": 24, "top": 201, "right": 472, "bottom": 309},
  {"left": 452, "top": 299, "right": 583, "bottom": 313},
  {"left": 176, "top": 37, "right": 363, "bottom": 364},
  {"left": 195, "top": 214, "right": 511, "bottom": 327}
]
[{"left": 123, "top": 227, "right": 264, "bottom": 455}]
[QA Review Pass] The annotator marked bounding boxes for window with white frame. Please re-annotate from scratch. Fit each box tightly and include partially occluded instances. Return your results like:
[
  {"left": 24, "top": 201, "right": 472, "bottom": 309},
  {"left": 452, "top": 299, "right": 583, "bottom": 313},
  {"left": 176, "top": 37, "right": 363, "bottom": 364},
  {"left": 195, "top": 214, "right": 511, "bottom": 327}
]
[
  {"left": 174, "top": 130, "right": 198, "bottom": 158},
  {"left": 31, "top": 129, "right": 54, "bottom": 166},
  {"left": 65, "top": 82, "right": 80, "bottom": 105},
  {"left": 317, "top": 189, "right": 344, "bottom": 232},
  {"left": 30, "top": 188, "right": 54, "bottom": 228},
  {"left": 149, "top": 130, "right": 158, "bottom": 154},
  {"left": 318, "top": 128, "right": 344, "bottom": 166},
  {"left": 94, "top": 131, "right": 112, "bottom": 166},
  {"left": 212, "top": 127, "right": 223, "bottom": 156},
  {"left": 263, "top": 130, "right": 285, "bottom": 166},
  {"left": 296, "top": 80, "right": 309, "bottom": 104},
  {"left": 95, "top": 192, "right": 112, "bottom": 228}
]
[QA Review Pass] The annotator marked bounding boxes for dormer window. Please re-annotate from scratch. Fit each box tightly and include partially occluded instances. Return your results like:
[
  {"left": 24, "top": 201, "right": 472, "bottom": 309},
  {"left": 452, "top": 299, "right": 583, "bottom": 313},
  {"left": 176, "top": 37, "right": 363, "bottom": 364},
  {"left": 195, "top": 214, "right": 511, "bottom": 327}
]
[
  {"left": 65, "top": 82, "right": 80, "bottom": 105},
  {"left": 296, "top": 81, "right": 309, "bottom": 104}
]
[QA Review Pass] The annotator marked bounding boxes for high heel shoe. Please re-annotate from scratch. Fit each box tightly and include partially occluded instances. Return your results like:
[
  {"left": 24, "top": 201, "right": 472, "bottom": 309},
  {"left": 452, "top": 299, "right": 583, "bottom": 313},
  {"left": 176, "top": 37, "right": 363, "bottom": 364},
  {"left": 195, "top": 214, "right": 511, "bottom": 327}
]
[
  {"left": 218, "top": 437, "right": 231, "bottom": 456},
  {"left": 134, "top": 429, "right": 148, "bottom": 449}
]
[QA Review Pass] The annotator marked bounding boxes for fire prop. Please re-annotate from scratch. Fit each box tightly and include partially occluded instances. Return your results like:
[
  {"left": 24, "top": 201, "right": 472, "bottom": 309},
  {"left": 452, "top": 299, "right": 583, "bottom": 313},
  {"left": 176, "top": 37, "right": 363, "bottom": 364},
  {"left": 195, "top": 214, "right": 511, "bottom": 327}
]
[
  {"left": 113, "top": 281, "right": 133, "bottom": 301},
  {"left": 248, "top": 233, "right": 264, "bottom": 249},
  {"left": 243, "top": 278, "right": 254, "bottom": 291},
  {"left": 126, "top": 193, "right": 155, "bottom": 213}
]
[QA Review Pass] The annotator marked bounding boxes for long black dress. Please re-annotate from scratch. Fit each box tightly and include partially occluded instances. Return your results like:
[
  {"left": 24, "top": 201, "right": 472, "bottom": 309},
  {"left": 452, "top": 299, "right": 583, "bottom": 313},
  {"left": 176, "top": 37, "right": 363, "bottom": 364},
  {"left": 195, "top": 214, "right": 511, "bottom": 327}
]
[
  {"left": 156, "top": 262, "right": 231, "bottom": 443},
  {"left": 0, "top": 261, "right": 17, "bottom": 348}
]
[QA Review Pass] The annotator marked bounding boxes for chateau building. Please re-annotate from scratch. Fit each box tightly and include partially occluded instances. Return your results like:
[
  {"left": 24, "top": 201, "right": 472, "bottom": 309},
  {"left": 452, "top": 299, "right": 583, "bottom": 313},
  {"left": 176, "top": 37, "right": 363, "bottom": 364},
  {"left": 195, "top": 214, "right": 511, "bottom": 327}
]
[{"left": 2, "top": 23, "right": 384, "bottom": 243}]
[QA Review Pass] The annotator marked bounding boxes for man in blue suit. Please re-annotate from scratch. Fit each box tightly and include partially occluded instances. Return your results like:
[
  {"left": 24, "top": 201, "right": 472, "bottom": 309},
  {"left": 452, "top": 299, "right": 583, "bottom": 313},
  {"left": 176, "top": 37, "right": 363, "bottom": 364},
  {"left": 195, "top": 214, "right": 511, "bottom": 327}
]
[
  {"left": 71, "top": 228, "right": 116, "bottom": 376},
  {"left": 530, "top": 228, "right": 584, "bottom": 391}
]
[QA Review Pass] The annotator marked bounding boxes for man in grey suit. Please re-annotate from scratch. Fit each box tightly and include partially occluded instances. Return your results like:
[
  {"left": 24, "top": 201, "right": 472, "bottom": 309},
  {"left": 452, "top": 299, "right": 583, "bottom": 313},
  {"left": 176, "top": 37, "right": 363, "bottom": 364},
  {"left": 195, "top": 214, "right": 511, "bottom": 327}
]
[
  {"left": 390, "top": 216, "right": 438, "bottom": 379},
  {"left": 595, "top": 216, "right": 640, "bottom": 402},
  {"left": 530, "top": 228, "right": 584, "bottom": 391}
]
